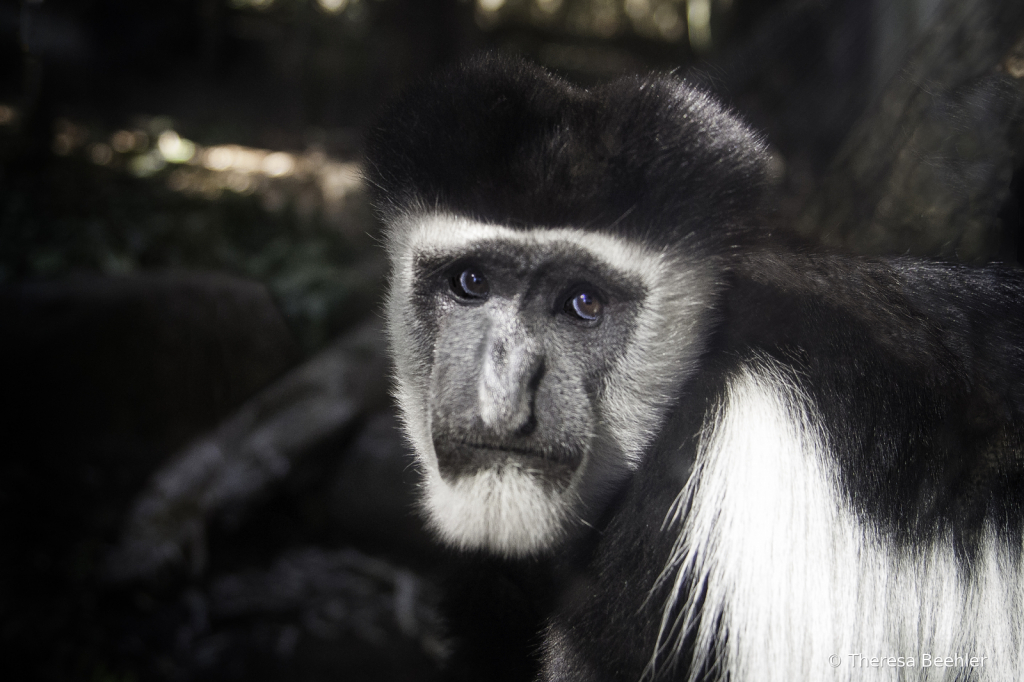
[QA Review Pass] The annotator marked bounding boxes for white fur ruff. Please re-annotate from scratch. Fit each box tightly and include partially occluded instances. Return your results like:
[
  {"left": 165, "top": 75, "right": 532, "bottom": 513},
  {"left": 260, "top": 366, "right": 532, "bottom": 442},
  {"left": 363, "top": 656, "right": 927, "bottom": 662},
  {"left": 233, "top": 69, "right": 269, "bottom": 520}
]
[
  {"left": 422, "top": 463, "right": 569, "bottom": 556},
  {"left": 652, "top": 362, "right": 1024, "bottom": 682}
]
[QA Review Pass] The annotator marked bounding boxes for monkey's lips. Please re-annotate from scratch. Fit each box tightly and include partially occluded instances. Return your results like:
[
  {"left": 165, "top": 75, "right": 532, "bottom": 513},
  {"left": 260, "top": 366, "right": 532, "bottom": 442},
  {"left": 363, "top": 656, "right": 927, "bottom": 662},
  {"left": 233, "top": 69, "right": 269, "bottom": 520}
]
[{"left": 433, "top": 438, "right": 582, "bottom": 488}]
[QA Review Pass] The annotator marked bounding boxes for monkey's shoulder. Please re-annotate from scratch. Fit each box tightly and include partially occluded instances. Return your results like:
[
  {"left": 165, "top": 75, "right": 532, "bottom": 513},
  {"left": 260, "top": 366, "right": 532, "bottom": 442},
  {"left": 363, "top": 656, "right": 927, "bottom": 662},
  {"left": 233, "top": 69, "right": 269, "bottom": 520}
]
[
  {"left": 669, "top": 251, "right": 1024, "bottom": 542},
  {"left": 721, "top": 252, "right": 1024, "bottom": 391}
]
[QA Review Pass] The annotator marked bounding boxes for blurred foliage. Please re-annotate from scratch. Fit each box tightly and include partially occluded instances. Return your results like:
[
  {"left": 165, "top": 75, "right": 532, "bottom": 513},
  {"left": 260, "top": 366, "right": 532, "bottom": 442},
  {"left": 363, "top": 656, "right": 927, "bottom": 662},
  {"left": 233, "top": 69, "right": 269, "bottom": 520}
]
[{"left": 0, "top": 132, "right": 383, "bottom": 352}]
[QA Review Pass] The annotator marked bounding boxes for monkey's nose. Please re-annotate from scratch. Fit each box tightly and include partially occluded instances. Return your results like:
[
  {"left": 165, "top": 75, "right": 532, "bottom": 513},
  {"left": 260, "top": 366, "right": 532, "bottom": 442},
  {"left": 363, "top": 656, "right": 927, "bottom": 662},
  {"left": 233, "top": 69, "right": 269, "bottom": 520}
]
[{"left": 477, "top": 334, "right": 543, "bottom": 435}]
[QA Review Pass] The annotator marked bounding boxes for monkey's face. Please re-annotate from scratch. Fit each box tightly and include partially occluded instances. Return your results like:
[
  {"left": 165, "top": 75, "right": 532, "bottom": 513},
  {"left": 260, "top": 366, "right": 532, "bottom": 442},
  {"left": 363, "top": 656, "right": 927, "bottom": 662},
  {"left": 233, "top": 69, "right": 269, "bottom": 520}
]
[{"left": 386, "top": 213, "right": 715, "bottom": 557}]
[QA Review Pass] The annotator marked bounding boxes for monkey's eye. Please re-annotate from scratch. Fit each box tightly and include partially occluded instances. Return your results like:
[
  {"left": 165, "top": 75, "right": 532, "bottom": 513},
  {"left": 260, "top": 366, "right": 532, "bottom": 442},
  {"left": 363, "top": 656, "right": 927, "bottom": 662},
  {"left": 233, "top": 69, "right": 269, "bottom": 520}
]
[
  {"left": 451, "top": 267, "right": 489, "bottom": 299},
  {"left": 564, "top": 290, "right": 603, "bottom": 321}
]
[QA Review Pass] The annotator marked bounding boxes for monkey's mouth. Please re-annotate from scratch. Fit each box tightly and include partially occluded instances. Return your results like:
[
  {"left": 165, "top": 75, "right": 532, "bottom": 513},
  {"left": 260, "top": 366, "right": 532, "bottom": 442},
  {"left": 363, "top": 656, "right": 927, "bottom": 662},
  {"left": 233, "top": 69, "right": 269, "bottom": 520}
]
[{"left": 433, "top": 438, "right": 581, "bottom": 488}]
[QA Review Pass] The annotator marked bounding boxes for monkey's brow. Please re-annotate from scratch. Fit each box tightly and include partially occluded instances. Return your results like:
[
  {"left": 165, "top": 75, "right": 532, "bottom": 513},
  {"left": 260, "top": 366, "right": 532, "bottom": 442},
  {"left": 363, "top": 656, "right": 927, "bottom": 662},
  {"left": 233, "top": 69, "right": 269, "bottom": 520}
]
[
  {"left": 417, "top": 259, "right": 454, "bottom": 280},
  {"left": 414, "top": 239, "right": 624, "bottom": 272}
]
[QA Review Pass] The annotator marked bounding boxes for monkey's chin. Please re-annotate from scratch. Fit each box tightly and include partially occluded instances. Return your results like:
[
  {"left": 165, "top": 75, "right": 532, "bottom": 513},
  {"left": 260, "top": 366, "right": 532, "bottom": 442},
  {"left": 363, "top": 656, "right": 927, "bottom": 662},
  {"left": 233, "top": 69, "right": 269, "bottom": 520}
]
[{"left": 421, "top": 463, "right": 571, "bottom": 558}]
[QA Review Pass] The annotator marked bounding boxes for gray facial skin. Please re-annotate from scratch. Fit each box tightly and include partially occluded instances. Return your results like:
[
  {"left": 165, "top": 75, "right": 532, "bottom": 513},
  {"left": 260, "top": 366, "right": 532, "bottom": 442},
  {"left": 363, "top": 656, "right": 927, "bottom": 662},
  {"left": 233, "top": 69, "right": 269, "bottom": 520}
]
[{"left": 416, "top": 239, "right": 642, "bottom": 495}]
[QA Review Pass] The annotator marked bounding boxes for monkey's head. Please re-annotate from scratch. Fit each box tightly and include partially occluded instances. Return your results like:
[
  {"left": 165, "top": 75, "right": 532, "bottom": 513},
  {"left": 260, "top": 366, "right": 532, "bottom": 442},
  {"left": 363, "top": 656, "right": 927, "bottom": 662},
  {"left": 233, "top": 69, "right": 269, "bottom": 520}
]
[{"left": 366, "top": 54, "right": 769, "bottom": 557}]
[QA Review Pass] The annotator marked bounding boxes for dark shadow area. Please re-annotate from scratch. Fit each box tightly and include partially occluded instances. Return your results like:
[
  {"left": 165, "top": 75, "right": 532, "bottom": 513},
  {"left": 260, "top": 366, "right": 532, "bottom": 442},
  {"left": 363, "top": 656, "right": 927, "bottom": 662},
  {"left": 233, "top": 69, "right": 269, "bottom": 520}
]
[{"left": 2, "top": 0, "right": 1023, "bottom": 680}]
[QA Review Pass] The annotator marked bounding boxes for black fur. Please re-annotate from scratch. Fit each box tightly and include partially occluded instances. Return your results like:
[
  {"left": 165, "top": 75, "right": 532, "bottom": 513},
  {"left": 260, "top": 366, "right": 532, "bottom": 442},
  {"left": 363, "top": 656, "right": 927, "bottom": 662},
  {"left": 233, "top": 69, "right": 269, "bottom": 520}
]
[
  {"left": 364, "top": 53, "right": 770, "bottom": 250},
  {"left": 368, "top": 55, "right": 1024, "bottom": 681}
]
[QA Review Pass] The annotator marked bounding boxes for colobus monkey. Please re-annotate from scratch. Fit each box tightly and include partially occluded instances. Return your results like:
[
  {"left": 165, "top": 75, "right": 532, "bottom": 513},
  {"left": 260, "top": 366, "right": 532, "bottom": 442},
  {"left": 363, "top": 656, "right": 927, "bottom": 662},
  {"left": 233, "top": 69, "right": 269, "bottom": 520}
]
[{"left": 365, "top": 54, "right": 1024, "bottom": 682}]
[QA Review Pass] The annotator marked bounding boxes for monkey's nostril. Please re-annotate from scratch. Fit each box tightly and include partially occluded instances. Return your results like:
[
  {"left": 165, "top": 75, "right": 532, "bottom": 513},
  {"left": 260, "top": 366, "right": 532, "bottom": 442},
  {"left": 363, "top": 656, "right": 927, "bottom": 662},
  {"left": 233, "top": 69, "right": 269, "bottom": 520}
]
[{"left": 517, "top": 413, "right": 538, "bottom": 436}]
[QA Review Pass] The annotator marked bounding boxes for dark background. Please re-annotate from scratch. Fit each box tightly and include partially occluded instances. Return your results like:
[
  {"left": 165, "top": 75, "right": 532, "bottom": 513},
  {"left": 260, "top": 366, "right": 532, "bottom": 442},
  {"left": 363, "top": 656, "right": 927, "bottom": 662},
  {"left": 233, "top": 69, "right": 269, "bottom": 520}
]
[{"left": 2, "top": 0, "right": 1023, "bottom": 680}]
